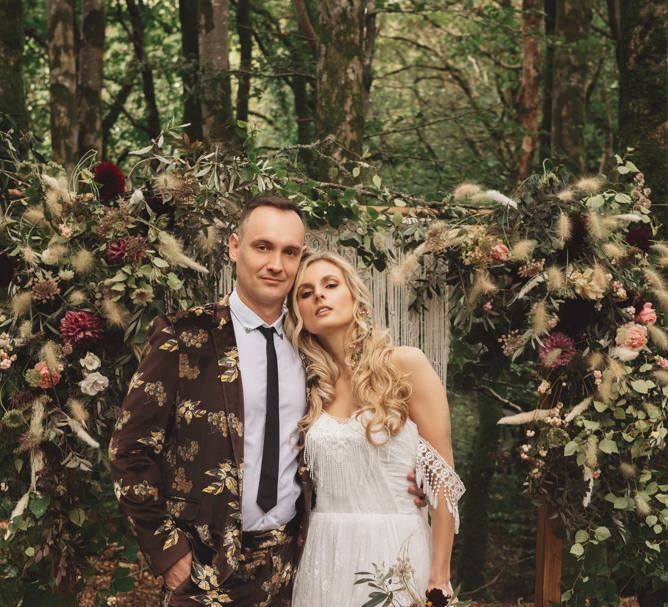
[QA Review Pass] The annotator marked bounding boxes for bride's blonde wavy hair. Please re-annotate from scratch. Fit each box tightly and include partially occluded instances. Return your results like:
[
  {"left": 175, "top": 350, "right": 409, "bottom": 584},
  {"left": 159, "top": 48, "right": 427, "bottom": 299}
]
[{"left": 285, "top": 252, "right": 411, "bottom": 445}]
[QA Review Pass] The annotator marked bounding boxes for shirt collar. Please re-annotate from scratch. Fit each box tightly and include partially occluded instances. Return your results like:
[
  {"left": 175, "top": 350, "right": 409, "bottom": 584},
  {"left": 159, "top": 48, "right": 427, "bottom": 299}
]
[{"left": 229, "top": 287, "right": 286, "bottom": 337}]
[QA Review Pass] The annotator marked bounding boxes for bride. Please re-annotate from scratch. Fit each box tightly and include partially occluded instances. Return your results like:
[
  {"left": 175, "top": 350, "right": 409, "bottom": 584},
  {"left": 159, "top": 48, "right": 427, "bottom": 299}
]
[{"left": 286, "top": 252, "right": 465, "bottom": 607}]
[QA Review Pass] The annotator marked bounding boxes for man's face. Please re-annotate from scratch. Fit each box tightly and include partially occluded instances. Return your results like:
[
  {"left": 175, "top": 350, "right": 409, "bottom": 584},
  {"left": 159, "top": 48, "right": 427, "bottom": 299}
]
[{"left": 229, "top": 206, "right": 306, "bottom": 311}]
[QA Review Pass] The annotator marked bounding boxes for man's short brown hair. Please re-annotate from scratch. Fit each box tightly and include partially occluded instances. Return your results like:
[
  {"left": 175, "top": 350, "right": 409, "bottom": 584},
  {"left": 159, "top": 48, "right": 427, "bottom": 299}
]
[{"left": 237, "top": 194, "right": 304, "bottom": 236}]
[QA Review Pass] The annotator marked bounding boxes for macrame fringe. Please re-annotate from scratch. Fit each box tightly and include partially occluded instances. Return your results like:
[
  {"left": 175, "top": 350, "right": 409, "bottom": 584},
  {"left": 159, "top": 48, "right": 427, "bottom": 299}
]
[{"left": 415, "top": 437, "right": 465, "bottom": 534}]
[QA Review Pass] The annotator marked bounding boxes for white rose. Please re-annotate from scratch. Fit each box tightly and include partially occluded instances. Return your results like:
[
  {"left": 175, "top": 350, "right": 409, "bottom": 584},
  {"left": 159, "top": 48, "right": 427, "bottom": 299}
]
[
  {"left": 79, "top": 371, "right": 109, "bottom": 396},
  {"left": 79, "top": 352, "right": 101, "bottom": 371}
]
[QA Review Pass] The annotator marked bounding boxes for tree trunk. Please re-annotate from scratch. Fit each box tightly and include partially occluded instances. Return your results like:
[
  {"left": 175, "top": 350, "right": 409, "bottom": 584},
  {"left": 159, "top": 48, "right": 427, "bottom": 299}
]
[
  {"left": 539, "top": 0, "right": 556, "bottom": 161},
  {"left": 126, "top": 0, "right": 161, "bottom": 139},
  {"left": 78, "top": 0, "right": 105, "bottom": 158},
  {"left": 179, "top": 0, "right": 203, "bottom": 141},
  {"left": 617, "top": 2, "right": 668, "bottom": 228},
  {"left": 550, "top": 0, "right": 592, "bottom": 173},
  {"left": 0, "top": 0, "right": 29, "bottom": 133},
  {"left": 47, "top": 0, "right": 78, "bottom": 170},
  {"left": 199, "top": 0, "right": 236, "bottom": 149},
  {"left": 456, "top": 396, "right": 501, "bottom": 594},
  {"left": 316, "top": 0, "right": 366, "bottom": 182},
  {"left": 236, "top": 0, "right": 252, "bottom": 125},
  {"left": 517, "top": 0, "right": 542, "bottom": 181}
]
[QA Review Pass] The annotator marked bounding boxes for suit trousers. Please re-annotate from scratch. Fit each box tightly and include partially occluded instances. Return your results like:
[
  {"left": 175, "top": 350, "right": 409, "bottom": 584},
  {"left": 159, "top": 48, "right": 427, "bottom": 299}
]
[{"left": 161, "top": 520, "right": 299, "bottom": 607}]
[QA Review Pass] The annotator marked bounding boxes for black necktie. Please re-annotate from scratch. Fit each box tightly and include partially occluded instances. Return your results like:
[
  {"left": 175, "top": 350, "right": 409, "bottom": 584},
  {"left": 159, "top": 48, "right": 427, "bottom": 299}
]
[{"left": 257, "top": 326, "right": 279, "bottom": 512}]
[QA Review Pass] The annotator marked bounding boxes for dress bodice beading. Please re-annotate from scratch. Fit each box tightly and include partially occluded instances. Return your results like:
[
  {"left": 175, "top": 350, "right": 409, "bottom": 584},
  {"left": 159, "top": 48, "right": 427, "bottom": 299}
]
[{"left": 303, "top": 411, "right": 465, "bottom": 530}]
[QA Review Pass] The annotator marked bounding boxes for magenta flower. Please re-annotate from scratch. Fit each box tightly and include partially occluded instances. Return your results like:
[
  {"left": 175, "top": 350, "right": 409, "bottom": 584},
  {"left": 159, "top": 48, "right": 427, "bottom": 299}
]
[
  {"left": 59, "top": 310, "right": 104, "bottom": 345},
  {"left": 539, "top": 332, "right": 576, "bottom": 369},
  {"left": 107, "top": 239, "right": 128, "bottom": 263}
]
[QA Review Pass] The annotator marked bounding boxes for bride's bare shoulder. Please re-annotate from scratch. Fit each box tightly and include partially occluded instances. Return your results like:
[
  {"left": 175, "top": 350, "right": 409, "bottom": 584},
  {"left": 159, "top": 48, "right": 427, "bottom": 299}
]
[{"left": 389, "top": 346, "right": 430, "bottom": 374}]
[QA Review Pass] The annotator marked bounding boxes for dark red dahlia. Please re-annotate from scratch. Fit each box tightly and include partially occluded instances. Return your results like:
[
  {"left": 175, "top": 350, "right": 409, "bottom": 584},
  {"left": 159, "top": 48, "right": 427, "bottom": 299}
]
[
  {"left": 539, "top": 332, "right": 576, "bottom": 369},
  {"left": 107, "top": 239, "right": 128, "bottom": 263},
  {"left": 94, "top": 161, "right": 126, "bottom": 201},
  {"left": 625, "top": 222, "right": 652, "bottom": 253},
  {"left": 0, "top": 250, "right": 17, "bottom": 288},
  {"left": 59, "top": 310, "right": 104, "bottom": 345}
]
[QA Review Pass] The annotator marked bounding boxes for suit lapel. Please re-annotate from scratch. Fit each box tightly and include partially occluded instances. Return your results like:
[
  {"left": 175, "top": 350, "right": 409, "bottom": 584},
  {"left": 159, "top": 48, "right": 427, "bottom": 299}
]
[{"left": 211, "top": 297, "right": 245, "bottom": 470}]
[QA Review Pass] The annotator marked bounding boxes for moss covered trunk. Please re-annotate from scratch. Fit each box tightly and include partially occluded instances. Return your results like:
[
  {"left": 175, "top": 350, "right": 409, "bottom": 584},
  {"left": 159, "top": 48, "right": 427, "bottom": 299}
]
[
  {"left": 78, "top": 0, "right": 106, "bottom": 158},
  {"left": 199, "top": 0, "right": 237, "bottom": 149},
  {"left": 550, "top": 0, "right": 592, "bottom": 173},
  {"left": 316, "top": 0, "right": 366, "bottom": 182},
  {"left": 47, "top": 0, "right": 78, "bottom": 170},
  {"left": 0, "top": 0, "right": 29, "bottom": 133}
]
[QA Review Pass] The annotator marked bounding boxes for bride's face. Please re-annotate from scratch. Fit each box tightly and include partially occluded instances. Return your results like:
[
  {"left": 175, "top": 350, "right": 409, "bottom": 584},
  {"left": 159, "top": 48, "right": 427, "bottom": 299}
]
[{"left": 295, "top": 260, "right": 355, "bottom": 336}]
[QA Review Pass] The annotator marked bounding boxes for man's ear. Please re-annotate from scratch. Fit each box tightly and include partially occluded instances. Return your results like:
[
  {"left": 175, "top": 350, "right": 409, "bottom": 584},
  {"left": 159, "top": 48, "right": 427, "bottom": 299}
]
[{"left": 229, "top": 232, "right": 240, "bottom": 262}]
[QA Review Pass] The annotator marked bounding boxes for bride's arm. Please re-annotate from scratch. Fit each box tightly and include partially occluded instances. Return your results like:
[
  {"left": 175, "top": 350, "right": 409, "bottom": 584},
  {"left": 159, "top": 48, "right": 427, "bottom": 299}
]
[{"left": 393, "top": 346, "right": 464, "bottom": 596}]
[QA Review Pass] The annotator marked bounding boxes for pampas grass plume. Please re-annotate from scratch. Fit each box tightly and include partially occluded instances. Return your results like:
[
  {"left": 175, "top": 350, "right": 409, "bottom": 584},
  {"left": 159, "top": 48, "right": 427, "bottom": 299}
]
[
  {"left": 575, "top": 176, "right": 603, "bottom": 195},
  {"left": 497, "top": 408, "right": 556, "bottom": 425},
  {"left": 510, "top": 239, "right": 536, "bottom": 260},
  {"left": 530, "top": 301, "right": 549, "bottom": 336},
  {"left": 546, "top": 266, "right": 564, "bottom": 291},
  {"left": 21, "top": 246, "right": 37, "bottom": 264},
  {"left": 197, "top": 226, "right": 221, "bottom": 254},
  {"left": 647, "top": 325, "right": 668, "bottom": 351},
  {"left": 468, "top": 270, "right": 497, "bottom": 304},
  {"left": 557, "top": 188, "right": 575, "bottom": 202},
  {"left": 391, "top": 251, "right": 419, "bottom": 286},
  {"left": 158, "top": 232, "right": 209, "bottom": 274},
  {"left": 68, "top": 289, "right": 88, "bottom": 305},
  {"left": 587, "top": 351, "right": 605, "bottom": 370},
  {"left": 71, "top": 249, "right": 95, "bottom": 274},
  {"left": 19, "top": 321, "right": 33, "bottom": 339},
  {"left": 585, "top": 435, "right": 599, "bottom": 469},
  {"left": 102, "top": 298, "right": 130, "bottom": 328},
  {"left": 40, "top": 340, "right": 62, "bottom": 372},
  {"left": 557, "top": 212, "right": 572, "bottom": 242},
  {"left": 603, "top": 243, "right": 626, "bottom": 259},
  {"left": 67, "top": 398, "right": 89, "bottom": 424},
  {"left": 619, "top": 462, "right": 637, "bottom": 479},
  {"left": 41, "top": 244, "right": 68, "bottom": 266},
  {"left": 453, "top": 183, "right": 482, "bottom": 201},
  {"left": 653, "top": 369, "right": 668, "bottom": 386},
  {"left": 23, "top": 207, "right": 46, "bottom": 226},
  {"left": 11, "top": 292, "right": 33, "bottom": 317},
  {"left": 587, "top": 211, "right": 606, "bottom": 240}
]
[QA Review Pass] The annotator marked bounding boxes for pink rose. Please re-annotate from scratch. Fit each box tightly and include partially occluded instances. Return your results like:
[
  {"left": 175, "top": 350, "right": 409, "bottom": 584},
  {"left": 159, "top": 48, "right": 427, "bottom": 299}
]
[
  {"left": 35, "top": 361, "right": 62, "bottom": 389},
  {"left": 490, "top": 242, "right": 509, "bottom": 261},
  {"left": 483, "top": 300, "right": 493, "bottom": 312},
  {"left": 636, "top": 302, "right": 657, "bottom": 326},
  {"left": 657, "top": 357, "right": 668, "bottom": 370},
  {"left": 615, "top": 322, "right": 648, "bottom": 352}
]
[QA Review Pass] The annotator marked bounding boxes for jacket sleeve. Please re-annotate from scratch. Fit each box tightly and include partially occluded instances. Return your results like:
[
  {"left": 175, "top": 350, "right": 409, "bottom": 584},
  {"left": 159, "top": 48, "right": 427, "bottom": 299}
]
[{"left": 109, "top": 315, "right": 191, "bottom": 576}]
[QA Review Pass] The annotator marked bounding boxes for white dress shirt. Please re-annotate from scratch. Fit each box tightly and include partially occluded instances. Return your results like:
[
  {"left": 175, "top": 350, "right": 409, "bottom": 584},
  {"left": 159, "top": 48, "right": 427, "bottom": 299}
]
[{"left": 229, "top": 288, "right": 307, "bottom": 531}]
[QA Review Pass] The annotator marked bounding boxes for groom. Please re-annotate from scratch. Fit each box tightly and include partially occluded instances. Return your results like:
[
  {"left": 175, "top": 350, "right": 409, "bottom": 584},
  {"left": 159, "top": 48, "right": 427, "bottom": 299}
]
[{"left": 109, "top": 195, "right": 425, "bottom": 606}]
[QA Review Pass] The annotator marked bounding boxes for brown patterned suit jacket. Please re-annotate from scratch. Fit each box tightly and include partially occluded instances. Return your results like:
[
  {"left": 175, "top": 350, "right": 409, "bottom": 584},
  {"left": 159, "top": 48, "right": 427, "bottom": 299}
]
[{"left": 109, "top": 298, "right": 313, "bottom": 584}]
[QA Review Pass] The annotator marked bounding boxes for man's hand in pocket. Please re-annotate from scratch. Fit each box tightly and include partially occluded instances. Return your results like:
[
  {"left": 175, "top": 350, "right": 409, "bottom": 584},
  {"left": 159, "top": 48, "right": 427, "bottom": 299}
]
[{"left": 164, "top": 550, "right": 192, "bottom": 591}]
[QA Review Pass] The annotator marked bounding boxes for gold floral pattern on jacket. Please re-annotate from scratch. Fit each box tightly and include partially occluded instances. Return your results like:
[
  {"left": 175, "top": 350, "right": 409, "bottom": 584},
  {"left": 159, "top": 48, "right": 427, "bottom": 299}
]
[
  {"left": 137, "top": 430, "right": 166, "bottom": 454},
  {"left": 154, "top": 517, "right": 180, "bottom": 551},
  {"left": 218, "top": 348, "right": 239, "bottom": 383},
  {"left": 202, "top": 461, "right": 239, "bottom": 496},
  {"left": 180, "top": 329, "right": 209, "bottom": 348},
  {"left": 177, "top": 399, "right": 206, "bottom": 424},
  {"left": 179, "top": 353, "right": 200, "bottom": 379}
]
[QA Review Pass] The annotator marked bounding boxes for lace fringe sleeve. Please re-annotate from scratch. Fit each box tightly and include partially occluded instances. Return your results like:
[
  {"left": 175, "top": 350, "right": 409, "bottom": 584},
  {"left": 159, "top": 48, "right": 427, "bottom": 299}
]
[{"left": 416, "top": 437, "right": 465, "bottom": 534}]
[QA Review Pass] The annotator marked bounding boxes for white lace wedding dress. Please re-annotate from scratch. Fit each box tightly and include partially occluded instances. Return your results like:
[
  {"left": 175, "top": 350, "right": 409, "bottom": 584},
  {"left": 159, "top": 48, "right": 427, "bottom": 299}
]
[{"left": 292, "top": 411, "right": 465, "bottom": 607}]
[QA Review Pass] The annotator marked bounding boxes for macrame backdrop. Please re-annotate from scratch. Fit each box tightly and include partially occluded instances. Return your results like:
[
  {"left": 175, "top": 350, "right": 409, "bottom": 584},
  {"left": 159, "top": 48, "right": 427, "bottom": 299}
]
[{"left": 218, "top": 229, "right": 451, "bottom": 384}]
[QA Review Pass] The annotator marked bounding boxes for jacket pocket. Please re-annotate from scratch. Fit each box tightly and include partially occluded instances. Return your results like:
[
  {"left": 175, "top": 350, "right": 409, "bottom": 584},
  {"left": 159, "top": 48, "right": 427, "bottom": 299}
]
[{"left": 166, "top": 495, "right": 201, "bottom": 522}]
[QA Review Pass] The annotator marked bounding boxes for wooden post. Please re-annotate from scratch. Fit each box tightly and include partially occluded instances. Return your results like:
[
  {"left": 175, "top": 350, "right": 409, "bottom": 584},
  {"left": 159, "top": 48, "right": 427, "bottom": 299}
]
[{"left": 535, "top": 503, "right": 563, "bottom": 606}]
